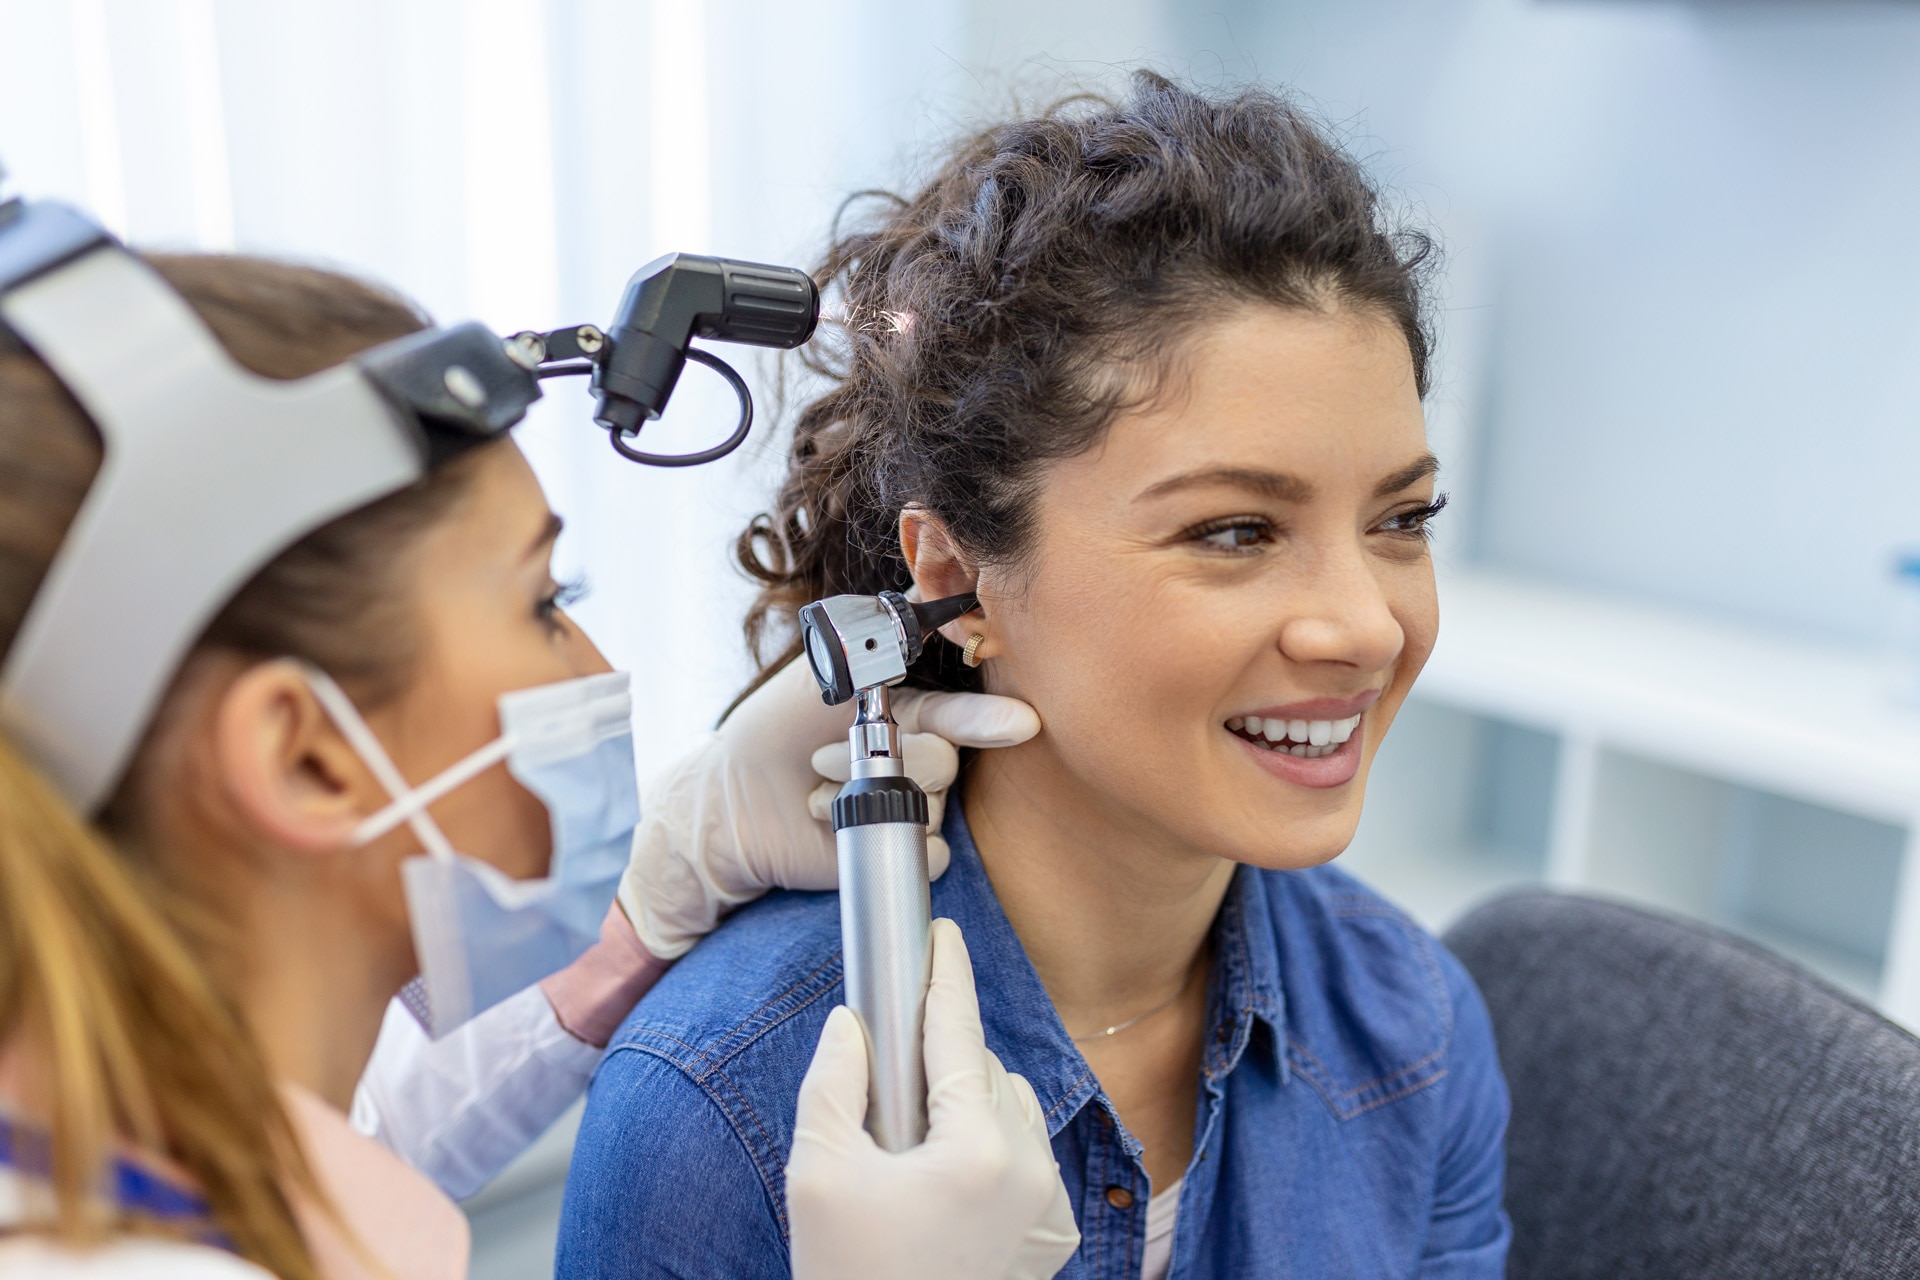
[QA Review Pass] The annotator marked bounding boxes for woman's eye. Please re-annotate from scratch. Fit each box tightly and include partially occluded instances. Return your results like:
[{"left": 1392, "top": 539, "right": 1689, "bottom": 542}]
[
  {"left": 537, "top": 576, "right": 590, "bottom": 629},
  {"left": 1378, "top": 493, "right": 1449, "bottom": 539},
  {"left": 1191, "top": 519, "right": 1274, "bottom": 553}
]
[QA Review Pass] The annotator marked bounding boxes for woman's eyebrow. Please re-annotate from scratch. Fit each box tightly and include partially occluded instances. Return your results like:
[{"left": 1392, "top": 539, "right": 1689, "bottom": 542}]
[
  {"left": 524, "top": 512, "right": 564, "bottom": 560},
  {"left": 1373, "top": 453, "right": 1440, "bottom": 497},
  {"left": 1136, "top": 467, "right": 1315, "bottom": 503}
]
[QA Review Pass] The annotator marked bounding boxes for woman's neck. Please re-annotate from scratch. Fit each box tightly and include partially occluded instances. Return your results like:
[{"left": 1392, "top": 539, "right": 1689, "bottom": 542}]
[
  {"left": 223, "top": 850, "right": 412, "bottom": 1112},
  {"left": 121, "top": 671, "right": 412, "bottom": 1115},
  {"left": 965, "top": 739, "right": 1235, "bottom": 1038}
]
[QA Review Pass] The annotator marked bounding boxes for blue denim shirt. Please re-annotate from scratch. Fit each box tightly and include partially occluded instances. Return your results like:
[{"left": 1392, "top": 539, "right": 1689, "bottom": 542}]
[{"left": 559, "top": 801, "right": 1510, "bottom": 1279}]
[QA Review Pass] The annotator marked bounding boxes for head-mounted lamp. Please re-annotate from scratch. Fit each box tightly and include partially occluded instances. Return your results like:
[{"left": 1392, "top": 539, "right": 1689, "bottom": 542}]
[{"left": 0, "top": 193, "right": 817, "bottom": 810}]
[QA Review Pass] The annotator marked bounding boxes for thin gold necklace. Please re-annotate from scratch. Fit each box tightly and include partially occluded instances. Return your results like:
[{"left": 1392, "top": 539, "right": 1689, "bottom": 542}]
[{"left": 1070, "top": 962, "right": 1200, "bottom": 1044}]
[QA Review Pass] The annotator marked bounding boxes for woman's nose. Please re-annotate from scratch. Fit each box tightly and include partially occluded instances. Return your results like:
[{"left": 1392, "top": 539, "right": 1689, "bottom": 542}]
[
  {"left": 563, "top": 612, "right": 616, "bottom": 676},
  {"left": 1276, "top": 555, "right": 1405, "bottom": 673}
]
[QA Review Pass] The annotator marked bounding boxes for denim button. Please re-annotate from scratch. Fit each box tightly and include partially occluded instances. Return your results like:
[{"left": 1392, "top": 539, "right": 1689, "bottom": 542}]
[{"left": 1105, "top": 1185, "right": 1135, "bottom": 1210}]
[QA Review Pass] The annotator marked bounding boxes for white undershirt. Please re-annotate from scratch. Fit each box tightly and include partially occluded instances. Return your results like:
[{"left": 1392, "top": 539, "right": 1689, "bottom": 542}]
[{"left": 1141, "top": 1175, "right": 1183, "bottom": 1280}]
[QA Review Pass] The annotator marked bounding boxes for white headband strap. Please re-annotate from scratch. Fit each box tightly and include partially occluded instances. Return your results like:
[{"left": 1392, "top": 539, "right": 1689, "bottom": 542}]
[{"left": 0, "top": 249, "right": 423, "bottom": 809}]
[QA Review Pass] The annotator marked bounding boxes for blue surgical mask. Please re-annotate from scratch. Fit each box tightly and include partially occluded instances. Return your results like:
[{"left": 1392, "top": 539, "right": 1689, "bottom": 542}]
[{"left": 303, "top": 665, "right": 640, "bottom": 1038}]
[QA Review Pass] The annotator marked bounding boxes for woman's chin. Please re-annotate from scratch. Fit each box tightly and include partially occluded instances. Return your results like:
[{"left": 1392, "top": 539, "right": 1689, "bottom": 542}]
[{"left": 1223, "top": 813, "right": 1361, "bottom": 873}]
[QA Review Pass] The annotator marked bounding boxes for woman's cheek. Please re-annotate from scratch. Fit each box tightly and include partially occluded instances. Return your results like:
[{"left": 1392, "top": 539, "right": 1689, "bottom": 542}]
[
  {"left": 1386, "top": 549, "right": 1440, "bottom": 664},
  {"left": 1081, "top": 590, "right": 1238, "bottom": 769}
]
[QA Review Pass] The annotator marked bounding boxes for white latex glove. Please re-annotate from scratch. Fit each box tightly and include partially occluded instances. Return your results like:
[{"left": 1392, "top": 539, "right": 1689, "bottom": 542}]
[
  {"left": 786, "top": 919, "right": 1080, "bottom": 1280},
  {"left": 620, "top": 655, "right": 1040, "bottom": 959}
]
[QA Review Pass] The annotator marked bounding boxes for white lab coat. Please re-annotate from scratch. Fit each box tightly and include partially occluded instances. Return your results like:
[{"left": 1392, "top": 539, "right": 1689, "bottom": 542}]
[{"left": 350, "top": 985, "right": 602, "bottom": 1201}]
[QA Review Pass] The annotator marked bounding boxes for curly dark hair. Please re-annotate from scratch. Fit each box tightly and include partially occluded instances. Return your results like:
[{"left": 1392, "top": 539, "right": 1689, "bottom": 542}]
[{"left": 735, "top": 72, "right": 1437, "bottom": 701}]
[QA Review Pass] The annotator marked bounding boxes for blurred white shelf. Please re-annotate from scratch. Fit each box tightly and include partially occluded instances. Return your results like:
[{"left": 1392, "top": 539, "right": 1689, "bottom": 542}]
[
  {"left": 1341, "top": 838, "right": 1543, "bottom": 937},
  {"left": 1360, "top": 569, "right": 1920, "bottom": 1030},
  {"left": 1424, "top": 571, "right": 1920, "bottom": 826}
]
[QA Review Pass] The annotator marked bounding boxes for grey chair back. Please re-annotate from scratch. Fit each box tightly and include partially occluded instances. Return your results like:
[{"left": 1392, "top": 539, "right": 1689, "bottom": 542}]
[{"left": 1443, "top": 891, "right": 1920, "bottom": 1279}]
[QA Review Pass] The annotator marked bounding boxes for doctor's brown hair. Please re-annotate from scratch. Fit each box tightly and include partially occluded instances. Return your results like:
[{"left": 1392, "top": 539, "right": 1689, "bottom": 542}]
[
  {"left": 0, "top": 254, "right": 477, "bottom": 1277},
  {"left": 737, "top": 73, "right": 1435, "bottom": 699}
]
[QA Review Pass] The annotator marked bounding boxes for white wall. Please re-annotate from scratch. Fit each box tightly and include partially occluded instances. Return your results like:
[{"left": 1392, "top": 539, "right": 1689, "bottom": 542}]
[{"left": 1185, "top": 0, "right": 1920, "bottom": 647}]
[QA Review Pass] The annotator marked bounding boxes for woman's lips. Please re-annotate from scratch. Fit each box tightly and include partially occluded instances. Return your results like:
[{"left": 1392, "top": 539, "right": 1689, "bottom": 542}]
[
  {"left": 1221, "top": 689, "right": 1382, "bottom": 788},
  {"left": 1238, "top": 688, "right": 1381, "bottom": 723},
  {"left": 1227, "top": 713, "right": 1366, "bottom": 789}
]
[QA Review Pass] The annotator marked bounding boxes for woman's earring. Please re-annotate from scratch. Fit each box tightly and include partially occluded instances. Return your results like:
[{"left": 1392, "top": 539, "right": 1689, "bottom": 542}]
[{"left": 961, "top": 634, "right": 987, "bottom": 668}]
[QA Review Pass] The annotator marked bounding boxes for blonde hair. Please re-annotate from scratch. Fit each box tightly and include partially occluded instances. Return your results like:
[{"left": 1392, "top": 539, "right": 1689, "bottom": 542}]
[
  {"left": 0, "top": 252, "right": 470, "bottom": 1276},
  {"left": 0, "top": 734, "right": 317, "bottom": 1274}
]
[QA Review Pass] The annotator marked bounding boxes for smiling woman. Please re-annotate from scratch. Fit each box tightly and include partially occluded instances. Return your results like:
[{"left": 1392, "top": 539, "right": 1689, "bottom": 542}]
[{"left": 560, "top": 73, "right": 1510, "bottom": 1280}]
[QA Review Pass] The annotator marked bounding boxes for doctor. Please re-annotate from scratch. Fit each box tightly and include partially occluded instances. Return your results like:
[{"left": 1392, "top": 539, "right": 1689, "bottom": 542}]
[{"left": 0, "top": 192, "right": 1075, "bottom": 1279}]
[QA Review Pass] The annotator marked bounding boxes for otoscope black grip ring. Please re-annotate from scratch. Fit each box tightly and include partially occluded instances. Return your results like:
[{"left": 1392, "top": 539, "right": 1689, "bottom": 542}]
[
  {"left": 606, "top": 347, "right": 753, "bottom": 468},
  {"left": 832, "top": 776, "right": 930, "bottom": 831}
]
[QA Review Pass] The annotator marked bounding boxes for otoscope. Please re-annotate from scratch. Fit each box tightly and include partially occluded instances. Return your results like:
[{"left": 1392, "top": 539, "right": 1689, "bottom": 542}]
[{"left": 797, "top": 589, "right": 980, "bottom": 1151}]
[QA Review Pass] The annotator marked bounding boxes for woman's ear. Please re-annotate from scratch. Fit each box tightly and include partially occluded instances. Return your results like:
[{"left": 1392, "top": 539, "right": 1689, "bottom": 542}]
[
  {"left": 899, "top": 506, "right": 996, "bottom": 654},
  {"left": 213, "top": 660, "right": 376, "bottom": 854}
]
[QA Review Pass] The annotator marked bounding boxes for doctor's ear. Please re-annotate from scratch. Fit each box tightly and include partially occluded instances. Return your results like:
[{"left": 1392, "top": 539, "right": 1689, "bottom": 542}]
[
  {"left": 213, "top": 658, "right": 375, "bottom": 854},
  {"left": 898, "top": 506, "right": 991, "bottom": 651}
]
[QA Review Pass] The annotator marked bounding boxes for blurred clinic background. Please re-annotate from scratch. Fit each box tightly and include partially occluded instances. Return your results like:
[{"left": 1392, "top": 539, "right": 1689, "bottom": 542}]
[{"left": 5, "top": 1, "right": 1920, "bottom": 1274}]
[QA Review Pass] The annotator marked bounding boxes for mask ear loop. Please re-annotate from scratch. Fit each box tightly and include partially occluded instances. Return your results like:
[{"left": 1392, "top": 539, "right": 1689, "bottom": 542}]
[
  {"left": 298, "top": 661, "right": 480, "bottom": 860},
  {"left": 350, "top": 736, "right": 517, "bottom": 849}
]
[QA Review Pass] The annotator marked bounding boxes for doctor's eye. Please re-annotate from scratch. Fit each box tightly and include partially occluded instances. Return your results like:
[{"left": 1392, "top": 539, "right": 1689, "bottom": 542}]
[
  {"left": 1185, "top": 516, "right": 1277, "bottom": 555},
  {"left": 537, "top": 576, "right": 590, "bottom": 630}
]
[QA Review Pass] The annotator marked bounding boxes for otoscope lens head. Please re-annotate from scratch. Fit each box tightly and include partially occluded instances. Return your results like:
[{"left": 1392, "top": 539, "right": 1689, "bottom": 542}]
[
  {"left": 798, "top": 595, "right": 908, "bottom": 705},
  {"left": 796, "top": 591, "right": 981, "bottom": 706},
  {"left": 799, "top": 600, "right": 857, "bottom": 705}
]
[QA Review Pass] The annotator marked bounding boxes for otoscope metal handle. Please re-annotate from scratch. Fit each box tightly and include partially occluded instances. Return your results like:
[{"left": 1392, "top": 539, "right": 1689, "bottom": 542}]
[
  {"left": 836, "top": 812, "right": 932, "bottom": 1151},
  {"left": 799, "top": 602, "right": 975, "bottom": 1152}
]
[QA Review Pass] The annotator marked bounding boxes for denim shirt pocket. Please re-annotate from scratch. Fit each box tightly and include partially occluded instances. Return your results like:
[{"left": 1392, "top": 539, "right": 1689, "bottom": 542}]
[{"left": 1282, "top": 893, "right": 1454, "bottom": 1120}]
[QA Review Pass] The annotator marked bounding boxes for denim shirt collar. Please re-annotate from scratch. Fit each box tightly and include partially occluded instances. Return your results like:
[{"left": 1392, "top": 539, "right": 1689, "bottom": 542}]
[{"left": 933, "top": 797, "right": 1289, "bottom": 1142}]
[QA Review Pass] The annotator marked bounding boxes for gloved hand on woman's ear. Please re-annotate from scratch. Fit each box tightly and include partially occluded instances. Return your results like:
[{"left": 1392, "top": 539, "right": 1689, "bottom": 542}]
[{"left": 617, "top": 654, "right": 1039, "bottom": 961}]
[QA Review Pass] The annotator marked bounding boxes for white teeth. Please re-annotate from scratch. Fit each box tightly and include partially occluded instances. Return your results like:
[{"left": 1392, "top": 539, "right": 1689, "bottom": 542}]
[{"left": 1232, "top": 710, "right": 1365, "bottom": 752}]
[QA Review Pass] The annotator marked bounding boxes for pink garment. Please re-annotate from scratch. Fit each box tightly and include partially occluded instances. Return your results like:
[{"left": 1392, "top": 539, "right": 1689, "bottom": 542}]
[
  {"left": 539, "top": 903, "right": 672, "bottom": 1048},
  {"left": 281, "top": 1085, "right": 468, "bottom": 1280}
]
